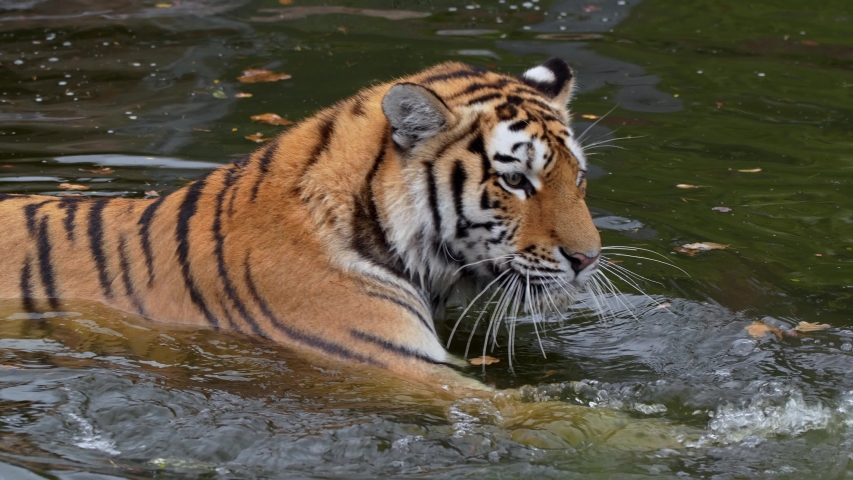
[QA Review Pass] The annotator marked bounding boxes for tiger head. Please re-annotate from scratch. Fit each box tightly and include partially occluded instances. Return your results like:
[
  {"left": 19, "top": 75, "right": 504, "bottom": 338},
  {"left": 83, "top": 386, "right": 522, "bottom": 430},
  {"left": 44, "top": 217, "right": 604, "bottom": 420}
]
[{"left": 379, "top": 58, "right": 600, "bottom": 308}]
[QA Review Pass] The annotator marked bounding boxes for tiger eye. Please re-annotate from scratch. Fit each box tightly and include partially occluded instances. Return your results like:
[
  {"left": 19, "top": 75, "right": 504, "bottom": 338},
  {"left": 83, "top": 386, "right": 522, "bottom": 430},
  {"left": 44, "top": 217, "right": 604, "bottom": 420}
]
[{"left": 504, "top": 172, "right": 525, "bottom": 187}]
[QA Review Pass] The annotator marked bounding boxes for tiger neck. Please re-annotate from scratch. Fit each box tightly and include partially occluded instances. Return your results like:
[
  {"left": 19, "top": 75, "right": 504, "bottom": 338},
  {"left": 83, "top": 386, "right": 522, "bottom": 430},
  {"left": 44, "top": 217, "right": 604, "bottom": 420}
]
[{"left": 367, "top": 143, "right": 462, "bottom": 309}]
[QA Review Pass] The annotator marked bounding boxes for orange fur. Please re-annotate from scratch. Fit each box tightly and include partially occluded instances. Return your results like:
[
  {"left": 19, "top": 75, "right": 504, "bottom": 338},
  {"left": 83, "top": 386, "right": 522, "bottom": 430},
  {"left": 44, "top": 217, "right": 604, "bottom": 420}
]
[{"left": 0, "top": 60, "right": 600, "bottom": 390}]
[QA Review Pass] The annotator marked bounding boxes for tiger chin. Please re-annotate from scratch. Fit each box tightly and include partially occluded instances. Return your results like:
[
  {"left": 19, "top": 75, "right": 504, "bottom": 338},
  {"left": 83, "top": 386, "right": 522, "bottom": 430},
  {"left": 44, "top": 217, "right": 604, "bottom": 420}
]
[{"left": 0, "top": 58, "right": 600, "bottom": 394}]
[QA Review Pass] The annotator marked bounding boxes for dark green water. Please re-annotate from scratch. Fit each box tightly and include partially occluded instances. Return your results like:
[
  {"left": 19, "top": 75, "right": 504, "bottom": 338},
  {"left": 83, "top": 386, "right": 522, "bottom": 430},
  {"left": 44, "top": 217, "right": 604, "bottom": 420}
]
[{"left": 1, "top": 0, "right": 852, "bottom": 477}]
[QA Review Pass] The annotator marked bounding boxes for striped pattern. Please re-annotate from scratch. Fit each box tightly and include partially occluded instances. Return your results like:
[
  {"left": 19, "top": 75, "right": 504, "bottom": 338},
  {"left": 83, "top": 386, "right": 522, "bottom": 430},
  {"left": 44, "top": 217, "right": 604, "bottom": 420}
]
[{"left": 0, "top": 59, "right": 600, "bottom": 384}]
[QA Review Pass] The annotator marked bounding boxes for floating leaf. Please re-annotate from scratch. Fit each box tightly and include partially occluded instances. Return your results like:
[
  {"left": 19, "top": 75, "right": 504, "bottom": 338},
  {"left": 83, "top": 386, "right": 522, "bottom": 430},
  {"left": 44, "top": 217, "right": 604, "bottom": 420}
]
[
  {"left": 674, "top": 247, "right": 700, "bottom": 256},
  {"left": 211, "top": 90, "right": 227, "bottom": 99},
  {"left": 2, "top": 164, "right": 12, "bottom": 168},
  {"left": 144, "top": 190, "right": 160, "bottom": 198},
  {"left": 795, "top": 321, "right": 831, "bottom": 333},
  {"left": 676, "top": 184, "right": 706, "bottom": 189},
  {"left": 237, "top": 69, "right": 292, "bottom": 83},
  {"left": 155, "top": 2, "right": 172, "bottom": 7},
  {"left": 746, "top": 321, "right": 782, "bottom": 339},
  {"left": 235, "top": 92, "right": 253, "bottom": 98},
  {"left": 251, "top": 113, "right": 294, "bottom": 126},
  {"left": 580, "top": 114, "right": 599, "bottom": 120},
  {"left": 715, "top": 101, "right": 724, "bottom": 108},
  {"left": 279, "top": 0, "right": 293, "bottom": 4},
  {"left": 469, "top": 355, "right": 500, "bottom": 366},
  {"left": 58, "top": 183, "right": 89, "bottom": 191},
  {"left": 738, "top": 168, "right": 762, "bottom": 173},
  {"left": 712, "top": 206, "right": 732, "bottom": 212},
  {"left": 682, "top": 242, "right": 728, "bottom": 251},
  {"left": 800, "top": 40, "right": 819, "bottom": 46},
  {"left": 245, "top": 132, "right": 272, "bottom": 143},
  {"left": 89, "top": 167, "right": 114, "bottom": 174}
]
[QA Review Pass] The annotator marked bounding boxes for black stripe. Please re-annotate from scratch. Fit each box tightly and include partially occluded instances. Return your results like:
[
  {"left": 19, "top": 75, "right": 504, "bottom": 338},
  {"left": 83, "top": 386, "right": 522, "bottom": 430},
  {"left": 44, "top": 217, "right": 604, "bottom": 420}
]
[
  {"left": 23, "top": 200, "right": 52, "bottom": 237},
  {"left": 451, "top": 160, "right": 470, "bottom": 238},
  {"left": 213, "top": 169, "right": 263, "bottom": 335},
  {"left": 350, "top": 138, "right": 407, "bottom": 279},
  {"left": 367, "top": 291, "right": 435, "bottom": 336},
  {"left": 425, "top": 161, "right": 442, "bottom": 234},
  {"left": 137, "top": 196, "right": 164, "bottom": 287},
  {"left": 0, "top": 194, "right": 15, "bottom": 203},
  {"left": 20, "top": 256, "right": 35, "bottom": 313},
  {"left": 243, "top": 256, "right": 382, "bottom": 366},
  {"left": 493, "top": 153, "right": 520, "bottom": 164},
  {"left": 58, "top": 197, "right": 82, "bottom": 242},
  {"left": 423, "top": 67, "right": 485, "bottom": 84},
  {"left": 87, "top": 199, "right": 113, "bottom": 299},
  {"left": 117, "top": 235, "right": 146, "bottom": 317},
  {"left": 467, "top": 92, "right": 503, "bottom": 105},
  {"left": 297, "top": 117, "right": 336, "bottom": 202},
  {"left": 309, "top": 117, "right": 336, "bottom": 165},
  {"left": 351, "top": 96, "right": 366, "bottom": 116},
  {"left": 350, "top": 330, "right": 444, "bottom": 365},
  {"left": 508, "top": 120, "right": 527, "bottom": 132},
  {"left": 468, "top": 135, "right": 492, "bottom": 184},
  {"left": 250, "top": 142, "right": 277, "bottom": 202},
  {"left": 35, "top": 216, "right": 60, "bottom": 310},
  {"left": 176, "top": 177, "right": 219, "bottom": 327},
  {"left": 449, "top": 78, "right": 511, "bottom": 99}
]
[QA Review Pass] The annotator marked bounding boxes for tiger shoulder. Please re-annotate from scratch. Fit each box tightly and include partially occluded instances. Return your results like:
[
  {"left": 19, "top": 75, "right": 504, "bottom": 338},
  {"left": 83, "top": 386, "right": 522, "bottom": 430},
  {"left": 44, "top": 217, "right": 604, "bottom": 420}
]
[{"left": 0, "top": 58, "right": 601, "bottom": 390}]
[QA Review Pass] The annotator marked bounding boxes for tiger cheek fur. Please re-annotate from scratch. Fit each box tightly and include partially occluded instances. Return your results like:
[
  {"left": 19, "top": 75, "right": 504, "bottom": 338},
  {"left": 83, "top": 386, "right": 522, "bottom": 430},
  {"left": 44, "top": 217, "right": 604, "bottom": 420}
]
[{"left": 0, "top": 58, "right": 599, "bottom": 390}]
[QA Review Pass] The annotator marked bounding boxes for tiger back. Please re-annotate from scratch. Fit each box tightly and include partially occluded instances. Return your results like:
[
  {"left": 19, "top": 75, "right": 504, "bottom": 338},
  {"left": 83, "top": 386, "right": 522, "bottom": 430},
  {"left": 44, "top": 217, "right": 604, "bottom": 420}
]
[{"left": 0, "top": 58, "right": 601, "bottom": 389}]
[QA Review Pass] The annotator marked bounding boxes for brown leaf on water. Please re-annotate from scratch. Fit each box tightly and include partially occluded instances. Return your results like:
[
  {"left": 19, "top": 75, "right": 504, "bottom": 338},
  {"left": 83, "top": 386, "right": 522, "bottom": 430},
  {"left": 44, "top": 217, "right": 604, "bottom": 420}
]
[
  {"left": 251, "top": 113, "right": 294, "bottom": 126},
  {"left": 245, "top": 132, "right": 272, "bottom": 143},
  {"left": 682, "top": 242, "right": 728, "bottom": 251},
  {"left": 1, "top": 165, "right": 12, "bottom": 168},
  {"left": 279, "top": 0, "right": 293, "bottom": 4},
  {"left": 795, "top": 321, "right": 831, "bottom": 333},
  {"left": 89, "top": 167, "right": 114, "bottom": 174},
  {"left": 746, "top": 321, "right": 783, "bottom": 339},
  {"left": 738, "top": 168, "right": 762, "bottom": 173},
  {"left": 235, "top": 92, "right": 253, "bottom": 98},
  {"left": 800, "top": 40, "right": 819, "bottom": 46},
  {"left": 58, "top": 183, "right": 89, "bottom": 191},
  {"left": 237, "top": 69, "right": 292, "bottom": 83},
  {"left": 469, "top": 355, "right": 500, "bottom": 366},
  {"left": 674, "top": 247, "right": 700, "bottom": 256},
  {"left": 676, "top": 184, "right": 706, "bottom": 189},
  {"left": 580, "top": 114, "right": 599, "bottom": 120}
]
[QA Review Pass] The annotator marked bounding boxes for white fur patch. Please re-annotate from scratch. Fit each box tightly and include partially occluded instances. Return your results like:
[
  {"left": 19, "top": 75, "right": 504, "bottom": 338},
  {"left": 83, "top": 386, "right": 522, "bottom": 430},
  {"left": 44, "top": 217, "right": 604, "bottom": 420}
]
[
  {"left": 566, "top": 135, "right": 587, "bottom": 171},
  {"left": 487, "top": 121, "right": 550, "bottom": 197},
  {"left": 522, "top": 65, "right": 556, "bottom": 85}
]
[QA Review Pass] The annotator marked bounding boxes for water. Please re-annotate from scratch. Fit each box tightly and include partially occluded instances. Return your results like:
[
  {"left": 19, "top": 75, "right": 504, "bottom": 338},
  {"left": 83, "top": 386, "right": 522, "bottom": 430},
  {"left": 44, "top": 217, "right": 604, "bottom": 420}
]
[{"left": 1, "top": 0, "right": 852, "bottom": 477}]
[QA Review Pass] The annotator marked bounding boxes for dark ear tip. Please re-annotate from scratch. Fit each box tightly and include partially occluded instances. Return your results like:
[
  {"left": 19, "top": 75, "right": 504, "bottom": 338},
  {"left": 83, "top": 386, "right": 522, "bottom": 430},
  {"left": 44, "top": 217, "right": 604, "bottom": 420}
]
[{"left": 543, "top": 57, "right": 573, "bottom": 80}]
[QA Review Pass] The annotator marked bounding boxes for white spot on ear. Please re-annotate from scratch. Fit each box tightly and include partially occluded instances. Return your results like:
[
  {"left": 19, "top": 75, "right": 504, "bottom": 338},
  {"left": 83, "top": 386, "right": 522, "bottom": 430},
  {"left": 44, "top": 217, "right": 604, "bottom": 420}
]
[{"left": 522, "top": 65, "right": 556, "bottom": 85}]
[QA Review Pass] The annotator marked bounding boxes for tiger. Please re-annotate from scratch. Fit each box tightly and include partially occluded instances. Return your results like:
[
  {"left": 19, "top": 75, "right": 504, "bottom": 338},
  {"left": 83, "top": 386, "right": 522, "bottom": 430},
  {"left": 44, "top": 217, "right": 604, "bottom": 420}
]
[{"left": 0, "top": 58, "right": 601, "bottom": 392}]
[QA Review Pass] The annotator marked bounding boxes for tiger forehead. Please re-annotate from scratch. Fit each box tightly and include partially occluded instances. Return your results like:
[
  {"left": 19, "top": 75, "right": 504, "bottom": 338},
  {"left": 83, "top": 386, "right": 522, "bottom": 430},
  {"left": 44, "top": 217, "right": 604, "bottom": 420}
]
[{"left": 412, "top": 63, "right": 563, "bottom": 116}]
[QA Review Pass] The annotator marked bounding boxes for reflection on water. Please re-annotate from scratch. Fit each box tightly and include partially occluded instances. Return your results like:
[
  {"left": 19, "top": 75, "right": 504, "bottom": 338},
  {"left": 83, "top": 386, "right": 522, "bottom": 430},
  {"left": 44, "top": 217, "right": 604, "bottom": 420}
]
[{"left": 1, "top": 0, "right": 852, "bottom": 477}]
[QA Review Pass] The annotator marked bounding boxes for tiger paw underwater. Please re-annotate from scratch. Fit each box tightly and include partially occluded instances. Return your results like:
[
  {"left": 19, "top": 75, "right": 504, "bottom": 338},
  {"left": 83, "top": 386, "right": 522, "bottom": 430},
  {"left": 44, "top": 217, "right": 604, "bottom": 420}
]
[{"left": 0, "top": 58, "right": 601, "bottom": 392}]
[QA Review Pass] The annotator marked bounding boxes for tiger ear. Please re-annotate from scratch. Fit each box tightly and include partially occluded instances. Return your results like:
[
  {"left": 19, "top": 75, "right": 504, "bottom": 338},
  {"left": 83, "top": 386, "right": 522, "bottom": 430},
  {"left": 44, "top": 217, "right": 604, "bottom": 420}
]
[
  {"left": 519, "top": 57, "right": 575, "bottom": 109},
  {"left": 382, "top": 83, "right": 453, "bottom": 150}
]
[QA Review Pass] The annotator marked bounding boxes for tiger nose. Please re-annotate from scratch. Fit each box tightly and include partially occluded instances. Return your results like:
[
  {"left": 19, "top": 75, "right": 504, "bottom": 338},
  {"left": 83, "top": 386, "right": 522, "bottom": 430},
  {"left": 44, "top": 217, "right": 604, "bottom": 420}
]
[{"left": 559, "top": 248, "right": 600, "bottom": 275}]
